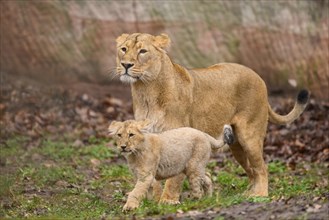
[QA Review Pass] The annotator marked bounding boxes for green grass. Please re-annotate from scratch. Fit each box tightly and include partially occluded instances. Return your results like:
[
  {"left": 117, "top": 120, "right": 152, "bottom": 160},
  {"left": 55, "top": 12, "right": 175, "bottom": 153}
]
[
  {"left": 0, "top": 137, "right": 27, "bottom": 160},
  {"left": 0, "top": 136, "right": 328, "bottom": 219},
  {"left": 18, "top": 165, "right": 84, "bottom": 187}
]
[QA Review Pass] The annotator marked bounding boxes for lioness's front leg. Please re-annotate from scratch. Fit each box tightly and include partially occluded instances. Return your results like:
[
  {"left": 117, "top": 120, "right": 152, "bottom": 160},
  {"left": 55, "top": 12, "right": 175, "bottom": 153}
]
[
  {"left": 160, "top": 173, "right": 185, "bottom": 204},
  {"left": 151, "top": 180, "right": 163, "bottom": 202},
  {"left": 123, "top": 175, "right": 154, "bottom": 211}
]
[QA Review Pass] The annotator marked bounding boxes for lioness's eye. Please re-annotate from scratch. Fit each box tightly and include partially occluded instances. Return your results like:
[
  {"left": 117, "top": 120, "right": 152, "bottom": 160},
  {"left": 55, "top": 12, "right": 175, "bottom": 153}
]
[
  {"left": 121, "top": 47, "right": 127, "bottom": 52},
  {"left": 129, "top": 133, "right": 135, "bottom": 138},
  {"left": 117, "top": 134, "right": 122, "bottom": 137},
  {"left": 139, "top": 49, "right": 147, "bottom": 54}
]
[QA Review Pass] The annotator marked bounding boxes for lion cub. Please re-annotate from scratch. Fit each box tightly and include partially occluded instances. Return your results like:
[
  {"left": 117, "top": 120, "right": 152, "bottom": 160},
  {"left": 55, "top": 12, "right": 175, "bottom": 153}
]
[{"left": 108, "top": 120, "right": 234, "bottom": 211}]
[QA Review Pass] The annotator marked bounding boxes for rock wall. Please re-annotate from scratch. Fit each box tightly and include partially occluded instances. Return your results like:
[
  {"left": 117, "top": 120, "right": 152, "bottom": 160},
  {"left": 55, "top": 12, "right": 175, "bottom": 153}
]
[{"left": 1, "top": 0, "right": 328, "bottom": 99}]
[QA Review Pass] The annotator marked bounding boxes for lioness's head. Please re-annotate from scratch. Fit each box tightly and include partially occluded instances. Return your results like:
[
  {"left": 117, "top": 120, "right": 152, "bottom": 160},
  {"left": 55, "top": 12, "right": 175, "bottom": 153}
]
[
  {"left": 115, "top": 33, "right": 171, "bottom": 84},
  {"left": 108, "top": 120, "right": 151, "bottom": 154}
]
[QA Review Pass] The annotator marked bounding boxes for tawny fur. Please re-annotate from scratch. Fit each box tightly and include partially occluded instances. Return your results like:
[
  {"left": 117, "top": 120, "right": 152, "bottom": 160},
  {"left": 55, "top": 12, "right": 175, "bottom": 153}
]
[
  {"left": 115, "top": 33, "right": 310, "bottom": 200},
  {"left": 109, "top": 120, "right": 233, "bottom": 211}
]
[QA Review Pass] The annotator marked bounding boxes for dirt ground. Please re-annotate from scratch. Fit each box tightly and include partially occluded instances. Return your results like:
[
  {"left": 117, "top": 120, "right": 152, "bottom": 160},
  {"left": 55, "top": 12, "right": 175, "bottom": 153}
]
[
  {"left": 159, "top": 196, "right": 329, "bottom": 220},
  {"left": 1, "top": 73, "right": 328, "bottom": 219}
]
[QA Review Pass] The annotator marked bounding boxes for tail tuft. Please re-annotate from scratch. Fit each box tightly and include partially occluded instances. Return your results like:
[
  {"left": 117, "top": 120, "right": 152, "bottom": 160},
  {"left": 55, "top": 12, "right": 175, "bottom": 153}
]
[
  {"left": 268, "top": 89, "right": 309, "bottom": 125},
  {"left": 223, "top": 125, "right": 234, "bottom": 145},
  {"left": 297, "top": 89, "right": 309, "bottom": 105}
]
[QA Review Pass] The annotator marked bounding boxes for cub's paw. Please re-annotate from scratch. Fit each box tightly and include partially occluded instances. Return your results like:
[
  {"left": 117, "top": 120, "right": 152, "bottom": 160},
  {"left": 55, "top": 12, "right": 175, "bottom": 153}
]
[
  {"left": 122, "top": 200, "right": 139, "bottom": 212},
  {"left": 159, "top": 199, "right": 181, "bottom": 205}
]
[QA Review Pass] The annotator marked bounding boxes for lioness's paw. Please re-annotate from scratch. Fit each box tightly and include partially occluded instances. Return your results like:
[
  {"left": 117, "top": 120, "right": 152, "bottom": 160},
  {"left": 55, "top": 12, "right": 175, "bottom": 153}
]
[
  {"left": 243, "top": 189, "right": 268, "bottom": 197},
  {"left": 159, "top": 199, "right": 181, "bottom": 205},
  {"left": 122, "top": 201, "right": 139, "bottom": 212}
]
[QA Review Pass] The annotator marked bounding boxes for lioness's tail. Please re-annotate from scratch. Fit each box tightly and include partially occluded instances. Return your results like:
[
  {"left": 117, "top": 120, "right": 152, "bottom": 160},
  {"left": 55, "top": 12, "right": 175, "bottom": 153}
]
[
  {"left": 206, "top": 125, "right": 234, "bottom": 151},
  {"left": 268, "top": 89, "right": 310, "bottom": 125}
]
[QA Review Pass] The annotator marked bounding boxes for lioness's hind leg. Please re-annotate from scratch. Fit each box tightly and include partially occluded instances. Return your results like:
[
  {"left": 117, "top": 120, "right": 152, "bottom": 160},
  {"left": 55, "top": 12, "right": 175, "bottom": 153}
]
[
  {"left": 243, "top": 138, "right": 268, "bottom": 197},
  {"left": 234, "top": 119, "right": 268, "bottom": 197},
  {"left": 230, "top": 142, "right": 255, "bottom": 189}
]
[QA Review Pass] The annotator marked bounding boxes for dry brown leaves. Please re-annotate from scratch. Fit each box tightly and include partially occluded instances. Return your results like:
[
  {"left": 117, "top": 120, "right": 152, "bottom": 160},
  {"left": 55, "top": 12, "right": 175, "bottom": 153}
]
[
  {"left": 0, "top": 80, "right": 133, "bottom": 144},
  {"left": 1, "top": 79, "right": 328, "bottom": 164},
  {"left": 265, "top": 98, "right": 329, "bottom": 164}
]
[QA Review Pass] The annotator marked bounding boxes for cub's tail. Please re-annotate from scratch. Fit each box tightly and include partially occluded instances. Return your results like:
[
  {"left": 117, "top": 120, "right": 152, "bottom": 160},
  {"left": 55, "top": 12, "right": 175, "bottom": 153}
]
[
  {"left": 207, "top": 125, "right": 234, "bottom": 152},
  {"left": 268, "top": 89, "right": 310, "bottom": 125},
  {"left": 223, "top": 125, "right": 235, "bottom": 145}
]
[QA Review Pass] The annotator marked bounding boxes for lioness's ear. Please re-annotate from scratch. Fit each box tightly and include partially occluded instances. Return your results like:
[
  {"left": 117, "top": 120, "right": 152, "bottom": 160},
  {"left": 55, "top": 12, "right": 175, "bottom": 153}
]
[
  {"left": 116, "top": 33, "right": 129, "bottom": 46},
  {"left": 154, "top": 34, "right": 171, "bottom": 51},
  {"left": 108, "top": 121, "right": 122, "bottom": 135},
  {"left": 138, "top": 119, "right": 153, "bottom": 133}
]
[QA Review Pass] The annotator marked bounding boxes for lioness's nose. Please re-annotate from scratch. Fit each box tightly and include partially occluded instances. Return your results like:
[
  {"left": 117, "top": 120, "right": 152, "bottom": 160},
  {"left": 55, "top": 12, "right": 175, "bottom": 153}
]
[
  {"left": 121, "top": 145, "right": 127, "bottom": 150},
  {"left": 121, "top": 63, "right": 134, "bottom": 70}
]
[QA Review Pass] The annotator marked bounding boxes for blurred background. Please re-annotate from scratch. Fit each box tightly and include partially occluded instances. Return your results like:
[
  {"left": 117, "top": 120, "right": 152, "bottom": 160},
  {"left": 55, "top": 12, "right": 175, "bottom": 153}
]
[{"left": 1, "top": 0, "right": 328, "bottom": 99}]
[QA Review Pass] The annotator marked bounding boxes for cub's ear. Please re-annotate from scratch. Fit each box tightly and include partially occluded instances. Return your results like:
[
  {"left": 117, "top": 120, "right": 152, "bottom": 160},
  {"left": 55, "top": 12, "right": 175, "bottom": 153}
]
[
  {"left": 153, "top": 34, "right": 171, "bottom": 51},
  {"left": 138, "top": 119, "right": 153, "bottom": 133},
  {"left": 108, "top": 121, "right": 122, "bottom": 135},
  {"left": 116, "top": 33, "right": 129, "bottom": 46}
]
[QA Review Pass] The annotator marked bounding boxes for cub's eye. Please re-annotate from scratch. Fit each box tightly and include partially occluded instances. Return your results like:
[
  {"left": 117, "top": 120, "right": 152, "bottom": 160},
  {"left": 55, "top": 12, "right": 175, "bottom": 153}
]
[
  {"left": 129, "top": 133, "right": 135, "bottom": 138},
  {"left": 121, "top": 47, "right": 127, "bottom": 52},
  {"left": 139, "top": 49, "right": 147, "bottom": 54},
  {"left": 117, "top": 134, "right": 122, "bottom": 137}
]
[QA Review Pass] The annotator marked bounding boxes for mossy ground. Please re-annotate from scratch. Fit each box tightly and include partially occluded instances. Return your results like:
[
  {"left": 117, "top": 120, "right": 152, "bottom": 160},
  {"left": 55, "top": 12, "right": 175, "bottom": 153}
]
[{"left": 0, "top": 136, "right": 328, "bottom": 219}]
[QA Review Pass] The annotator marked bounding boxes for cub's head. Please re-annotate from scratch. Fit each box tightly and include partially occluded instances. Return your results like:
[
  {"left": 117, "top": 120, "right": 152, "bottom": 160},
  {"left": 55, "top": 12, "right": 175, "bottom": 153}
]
[
  {"left": 108, "top": 120, "right": 151, "bottom": 154},
  {"left": 115, "top": 33, "right": 171, "bottom": 84}
]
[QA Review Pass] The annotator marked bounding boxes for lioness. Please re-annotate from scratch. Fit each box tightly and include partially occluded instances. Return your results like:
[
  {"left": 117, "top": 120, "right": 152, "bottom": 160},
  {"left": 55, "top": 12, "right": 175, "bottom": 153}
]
[
  {"left": 108, "top": 120, "right": 234, "bottom": 211},
  {"left": 114, "top": 33, "right": 309, "bottom": 202}
]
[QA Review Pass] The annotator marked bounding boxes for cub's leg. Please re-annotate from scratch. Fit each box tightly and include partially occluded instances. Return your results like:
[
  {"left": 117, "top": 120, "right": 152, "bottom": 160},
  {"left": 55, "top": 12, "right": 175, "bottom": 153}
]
[
  {"left": 187, "top": 171, "right": 203, "bottom": 199},
  {"left": 187, "top": 168, "right": 211, "bottom": 199},
  {"left": 186, "top": 145, "right": 211, "bottom": 199},
  {"left": 160, "top": 173, "right": 185, "bottom": 204},
  {"left": 123, "top": 175, "right": 154, "bottom": 211},
  {"left": 234, "top": 117, "right": 268, "bottom": 197},
  {"left": 202, "top": 173, "right": 213, "bottom": 197}
]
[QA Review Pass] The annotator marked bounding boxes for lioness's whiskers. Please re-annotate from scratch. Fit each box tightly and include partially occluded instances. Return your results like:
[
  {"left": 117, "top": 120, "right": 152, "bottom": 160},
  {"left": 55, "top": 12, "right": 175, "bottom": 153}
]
[
  {"left": 141, "top": 72, "right": 153, "bottom": 85},
  {"left": 110, "top": 71, "right": 120, "bottom": 80},
  {"left": 106, "top": 67, "right": 120, "bottom": 80},
  {"left": 140, "top": 77, "right": 149, "bottom": 85}
]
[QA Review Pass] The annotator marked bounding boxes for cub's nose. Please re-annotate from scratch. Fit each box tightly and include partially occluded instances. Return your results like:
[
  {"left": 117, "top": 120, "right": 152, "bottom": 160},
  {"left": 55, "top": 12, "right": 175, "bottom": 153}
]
[
  {"left": 121, "top": 145, "right": 127, "bottom": 150},
  {"left": 121, "top": 63, "right": 134, "bottom": 70}
]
